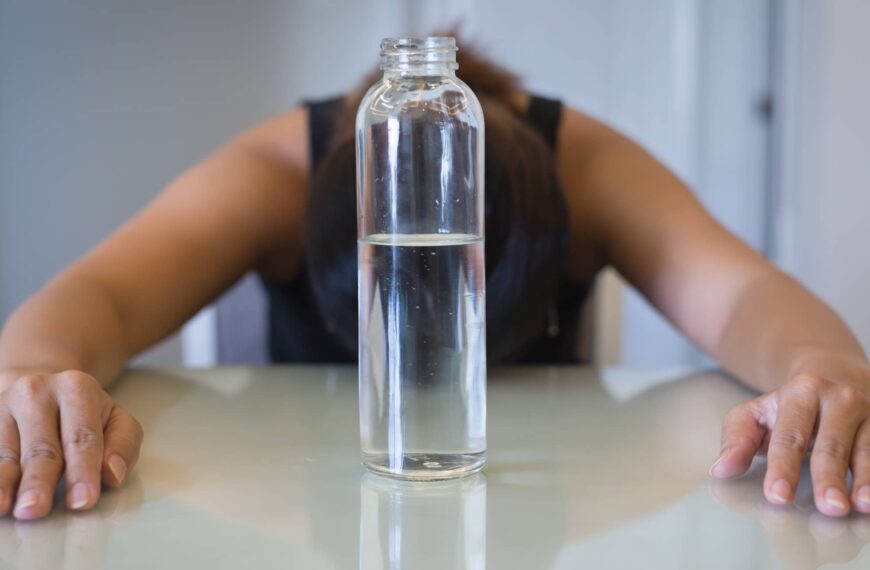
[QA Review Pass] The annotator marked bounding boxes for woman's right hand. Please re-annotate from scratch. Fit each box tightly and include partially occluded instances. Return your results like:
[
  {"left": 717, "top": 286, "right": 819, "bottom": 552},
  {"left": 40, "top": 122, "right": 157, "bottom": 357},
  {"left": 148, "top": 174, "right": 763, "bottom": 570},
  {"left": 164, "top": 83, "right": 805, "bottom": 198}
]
[{"left": 0, "top": 370, "right": 143, "bottom": 520}]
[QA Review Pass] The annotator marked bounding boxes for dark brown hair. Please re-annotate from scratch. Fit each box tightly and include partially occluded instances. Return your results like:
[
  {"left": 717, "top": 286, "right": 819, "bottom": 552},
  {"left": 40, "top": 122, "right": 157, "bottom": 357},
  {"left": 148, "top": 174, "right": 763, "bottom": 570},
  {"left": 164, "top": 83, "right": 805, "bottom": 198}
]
[{"left": 305, "top": 42, "right": 568, "bottom": 363}]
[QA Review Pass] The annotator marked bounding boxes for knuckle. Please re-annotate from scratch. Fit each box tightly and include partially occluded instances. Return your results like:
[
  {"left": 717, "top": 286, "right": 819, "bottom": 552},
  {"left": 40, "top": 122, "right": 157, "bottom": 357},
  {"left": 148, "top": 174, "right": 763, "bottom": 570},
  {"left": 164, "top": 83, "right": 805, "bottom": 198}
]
[
  {"left": 724, "top": 404, "right": 746, "bottom": 422},
  {"left": 100, "top": 391, "right": 114, "bottom": 409},
  {"left": 853, "top": 439, "right": 870, "bottom": 461},
  {"left": 113, "top": 426, "right": 144, "bottom": 453},
  {"left": 791, "top": 373, "right": 825, "bottom": 396},
  {"left": 64, "top": 425, "right": 101, "bottom": 452},
  {"left": 55, "top": 371, "right": 99, "bottom": 398},
  {"left": 813, "top": 438, "right": 851, "bottom": 463},
  {"left": 25, "top": 440, "right": 62, "bottom": 464},
  {"left": 12, "top": 375, "right": 48, "bottom": 400},
  {"left": 771, "top": 428, "right": 810, "bottom": 453},
  {"left": 830, "top": 385, "right": 866, "bottom": 410},
  {"left": 0, "top": 444, "right": 19, "bottom": 465},
  {"left": 114, "top": 407, "right": 144, "bottom": 441},
  {"left": 722, "top": 433, "right": 755, "bottom": 452},
  {"left": 724, "top": 401, "right": 757, "bottom": 424},
  {"left": 131, "top": 417, "right": 144, "bottom": 441}
]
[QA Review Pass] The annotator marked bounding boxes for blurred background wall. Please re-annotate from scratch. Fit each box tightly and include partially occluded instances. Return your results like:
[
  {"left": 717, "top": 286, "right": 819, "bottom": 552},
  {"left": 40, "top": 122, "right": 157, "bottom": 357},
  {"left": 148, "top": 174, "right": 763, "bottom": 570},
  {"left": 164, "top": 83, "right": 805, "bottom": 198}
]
[
  {"left": 770, "top": 0, "right": 870, "bottom": 359},
  {"left": 0, "top": 0, "right": 867, "bottom": 369}
]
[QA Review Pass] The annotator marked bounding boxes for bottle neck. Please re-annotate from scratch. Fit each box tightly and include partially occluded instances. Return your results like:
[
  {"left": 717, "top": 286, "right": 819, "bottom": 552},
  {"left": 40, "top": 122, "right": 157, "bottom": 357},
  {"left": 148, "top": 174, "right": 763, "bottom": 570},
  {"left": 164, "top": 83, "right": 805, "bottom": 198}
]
[
  {"left": 380, "top": 36, "right": 458, "bottom": 79},
  {"left": 383, "top": 65, "right": 457, "bottom": 79}
]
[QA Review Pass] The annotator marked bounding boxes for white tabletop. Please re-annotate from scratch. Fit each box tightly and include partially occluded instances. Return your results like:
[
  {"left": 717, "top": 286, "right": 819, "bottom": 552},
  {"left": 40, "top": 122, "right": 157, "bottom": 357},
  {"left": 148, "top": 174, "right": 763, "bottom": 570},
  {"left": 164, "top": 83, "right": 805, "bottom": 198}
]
[{"left": 0, "top": 366, "right": 868, "bottom": 569}]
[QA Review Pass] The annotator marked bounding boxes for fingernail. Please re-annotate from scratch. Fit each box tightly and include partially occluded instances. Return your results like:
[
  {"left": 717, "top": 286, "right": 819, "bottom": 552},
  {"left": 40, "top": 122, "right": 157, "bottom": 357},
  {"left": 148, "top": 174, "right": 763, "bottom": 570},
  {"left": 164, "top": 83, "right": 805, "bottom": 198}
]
[
  {"left": 13, "top": 490, "right": 41, "bottom": 517},
  {"left": 857, "top": 485, "right": 870, "bottom": 508},
  {"left": 69, "top": 482, "right": 93, "bottom": 510},
  {"left": 770, "top": 479, "right": 791, "bottom": 504},
  {"left": 108, "top": 454, "right": 127, "bottom": 484},
  {"left": 709, "top": 457, "right": 725, "bottom": 478},
  {"left": 825, "top": 487, "right": 848, "bottom": 512}
]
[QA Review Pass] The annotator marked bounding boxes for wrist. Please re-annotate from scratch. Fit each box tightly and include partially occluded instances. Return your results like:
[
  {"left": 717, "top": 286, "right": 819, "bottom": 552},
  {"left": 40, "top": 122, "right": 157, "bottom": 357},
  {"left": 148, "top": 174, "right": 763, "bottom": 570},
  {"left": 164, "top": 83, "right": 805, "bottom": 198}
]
[{"left": 785, "top": 344, "right": 870, "bottom": 389}]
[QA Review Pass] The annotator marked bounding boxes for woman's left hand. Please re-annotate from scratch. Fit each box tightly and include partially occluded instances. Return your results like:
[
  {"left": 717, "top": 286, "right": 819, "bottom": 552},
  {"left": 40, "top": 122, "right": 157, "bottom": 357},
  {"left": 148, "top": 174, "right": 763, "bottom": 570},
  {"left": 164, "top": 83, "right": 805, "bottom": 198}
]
[{"left": 711, "top": 349, "right": 870, "bottom": 516}]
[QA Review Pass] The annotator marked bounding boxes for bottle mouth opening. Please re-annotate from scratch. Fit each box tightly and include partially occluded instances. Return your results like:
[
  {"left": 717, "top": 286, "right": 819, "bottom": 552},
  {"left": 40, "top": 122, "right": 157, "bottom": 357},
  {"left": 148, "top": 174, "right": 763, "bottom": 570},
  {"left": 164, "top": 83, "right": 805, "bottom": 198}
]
[{"left": 380, "top": 36, "right": 458, "bottom": 71}]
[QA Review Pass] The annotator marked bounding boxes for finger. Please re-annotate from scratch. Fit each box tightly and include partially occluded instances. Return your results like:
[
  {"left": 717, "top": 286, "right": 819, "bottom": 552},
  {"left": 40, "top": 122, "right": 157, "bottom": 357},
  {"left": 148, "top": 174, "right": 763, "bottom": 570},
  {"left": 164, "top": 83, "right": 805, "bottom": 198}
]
[
  {"left": 754, "top": 431, "right": 772, "bottom": 456},
  {"left": 0, "top": 410, "right": 22, "bottom": 516},
  {"left": 101, "top": 406, "right": 143, "bottom": 488},
  {"left": 809, "top": 387, "right": 863, "bottom": 517},
  {"left": 850, "top": 419, "right": 870, "bottom": 513},
  {"left": 8, "top": 376, "right": 64, "bottom": 520},
  {"left": 764, "top": 378, "right": 820, "bottom": 506},
  {"left": 711, "top": 402, "right": 765, "bottom": 478},
  {"left": 54, "top": 371, "right": 108, "bottom": 512}
]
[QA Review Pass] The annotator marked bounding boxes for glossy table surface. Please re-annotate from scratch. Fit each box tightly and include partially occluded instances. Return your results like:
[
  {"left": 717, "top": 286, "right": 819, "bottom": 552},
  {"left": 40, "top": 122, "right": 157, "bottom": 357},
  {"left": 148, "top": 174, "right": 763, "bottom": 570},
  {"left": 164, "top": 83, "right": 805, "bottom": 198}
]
[{"left": 0, "top": 366, "right": 869, "bottom": 569}]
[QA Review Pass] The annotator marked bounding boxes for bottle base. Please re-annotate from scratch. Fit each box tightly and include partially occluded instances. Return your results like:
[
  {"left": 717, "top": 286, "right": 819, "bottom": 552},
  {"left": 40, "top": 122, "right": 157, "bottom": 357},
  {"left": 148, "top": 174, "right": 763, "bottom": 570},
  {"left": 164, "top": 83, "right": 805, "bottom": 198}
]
[{"left": 362, "top": 452, "right": 485, "bottom": 481}]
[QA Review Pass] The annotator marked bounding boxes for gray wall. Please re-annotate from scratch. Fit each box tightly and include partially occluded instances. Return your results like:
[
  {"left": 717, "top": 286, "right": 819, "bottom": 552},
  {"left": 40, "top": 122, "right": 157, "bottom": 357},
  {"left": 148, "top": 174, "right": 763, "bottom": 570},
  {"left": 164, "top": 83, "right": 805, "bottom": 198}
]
[{"left": 773, "top": 0, "right": 870, "bottom": 353}]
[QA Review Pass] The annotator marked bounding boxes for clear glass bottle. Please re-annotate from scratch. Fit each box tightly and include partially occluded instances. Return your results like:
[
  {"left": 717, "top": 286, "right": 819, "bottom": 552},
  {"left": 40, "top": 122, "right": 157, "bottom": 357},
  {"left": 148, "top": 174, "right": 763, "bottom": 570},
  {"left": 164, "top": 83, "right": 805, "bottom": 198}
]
[{"left": 356, "top": 37, "right": 486, "bottom": 480}]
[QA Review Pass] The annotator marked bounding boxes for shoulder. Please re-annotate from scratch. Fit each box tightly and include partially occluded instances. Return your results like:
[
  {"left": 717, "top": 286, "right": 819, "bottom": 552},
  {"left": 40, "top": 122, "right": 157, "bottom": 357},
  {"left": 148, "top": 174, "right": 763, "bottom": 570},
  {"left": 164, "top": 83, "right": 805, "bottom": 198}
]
[
  {"left": 549, "top": 104, "right": 625, "bottom": 280},
  {"left": 225, "top": 106, "right": 314, "bottom": 281},
  {"left": 236, "top": 105, "right": 311, "bottom": 178},
  {"left": 555, "top": 105, "right": 625, "bottom": 161}
]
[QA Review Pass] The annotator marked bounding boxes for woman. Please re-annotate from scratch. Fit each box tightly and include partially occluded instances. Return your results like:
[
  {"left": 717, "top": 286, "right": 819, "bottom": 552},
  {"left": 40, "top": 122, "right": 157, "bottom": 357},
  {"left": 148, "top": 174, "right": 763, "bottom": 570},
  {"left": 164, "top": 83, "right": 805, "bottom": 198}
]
[{"left": 0, "top": 42, "right": 868, "bottom": 521}]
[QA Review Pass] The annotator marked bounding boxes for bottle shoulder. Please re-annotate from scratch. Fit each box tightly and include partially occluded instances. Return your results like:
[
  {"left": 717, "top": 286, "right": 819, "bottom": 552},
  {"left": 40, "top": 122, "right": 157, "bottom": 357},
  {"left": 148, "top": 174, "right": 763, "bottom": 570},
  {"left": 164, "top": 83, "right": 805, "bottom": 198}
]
[{"left": 356, "top": 75, "right": 483, "bottom": 127}]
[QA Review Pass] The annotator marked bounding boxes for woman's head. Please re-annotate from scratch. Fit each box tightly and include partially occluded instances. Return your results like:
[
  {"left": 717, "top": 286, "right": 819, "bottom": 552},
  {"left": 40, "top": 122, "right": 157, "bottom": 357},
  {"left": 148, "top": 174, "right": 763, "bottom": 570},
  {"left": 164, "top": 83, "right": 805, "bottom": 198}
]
[{"left": 305, "top": 43, "right": 568, "bottom": 363}]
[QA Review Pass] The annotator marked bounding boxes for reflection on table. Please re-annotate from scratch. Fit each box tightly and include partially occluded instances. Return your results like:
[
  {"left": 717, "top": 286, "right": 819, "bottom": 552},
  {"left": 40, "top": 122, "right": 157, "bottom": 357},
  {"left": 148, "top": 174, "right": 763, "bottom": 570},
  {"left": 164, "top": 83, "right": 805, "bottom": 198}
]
[{"left": 360, "top": 473, "right": 486, "bottom": 570}]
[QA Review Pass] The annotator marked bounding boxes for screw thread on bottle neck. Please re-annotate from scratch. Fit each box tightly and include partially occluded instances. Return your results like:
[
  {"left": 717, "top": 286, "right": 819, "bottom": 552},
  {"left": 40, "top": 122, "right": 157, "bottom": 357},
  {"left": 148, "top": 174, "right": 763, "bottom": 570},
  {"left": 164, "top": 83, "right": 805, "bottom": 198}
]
[{"left": 380, "top": 36, "right": 458, "bottom": 77}]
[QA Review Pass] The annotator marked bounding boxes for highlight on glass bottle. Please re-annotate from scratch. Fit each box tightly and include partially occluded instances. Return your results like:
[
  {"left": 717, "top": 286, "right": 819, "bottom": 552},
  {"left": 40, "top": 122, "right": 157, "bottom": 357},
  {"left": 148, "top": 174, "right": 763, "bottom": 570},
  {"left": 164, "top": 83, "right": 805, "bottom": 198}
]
[{"left": 356, "top": 37, "right": 486, "bottom": 480}]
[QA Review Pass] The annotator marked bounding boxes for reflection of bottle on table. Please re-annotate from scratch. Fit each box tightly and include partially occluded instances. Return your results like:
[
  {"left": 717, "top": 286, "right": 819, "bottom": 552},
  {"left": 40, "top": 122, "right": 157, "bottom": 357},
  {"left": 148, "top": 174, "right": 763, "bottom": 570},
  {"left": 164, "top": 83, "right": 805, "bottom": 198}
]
[{"left": 359, "top": 472, "right": 487, "bottom": 570}]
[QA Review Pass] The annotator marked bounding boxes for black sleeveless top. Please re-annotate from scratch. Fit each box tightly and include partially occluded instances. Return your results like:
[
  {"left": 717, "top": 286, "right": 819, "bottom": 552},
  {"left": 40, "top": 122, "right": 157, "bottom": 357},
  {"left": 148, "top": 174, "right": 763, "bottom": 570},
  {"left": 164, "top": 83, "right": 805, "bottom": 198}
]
[{"left": 262, "top": 95, "right": 590, "bottom": 364}]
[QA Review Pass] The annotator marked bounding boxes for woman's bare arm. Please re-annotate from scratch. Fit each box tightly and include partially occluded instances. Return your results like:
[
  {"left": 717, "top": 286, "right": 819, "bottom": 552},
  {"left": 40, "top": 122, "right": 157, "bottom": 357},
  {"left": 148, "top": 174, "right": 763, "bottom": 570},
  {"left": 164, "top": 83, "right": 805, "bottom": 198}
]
[
  {"left": 557, "top": 107, "right": 865, "bottom": 386},
  {"left": 0, "top": 107, "right": 310, "bottom": 519},
  {"left": 558, "top": 105, "right": 870, "bottom": 516},
  {"left": 0, "top": 108, "right": 310, "bottom": 386}
]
